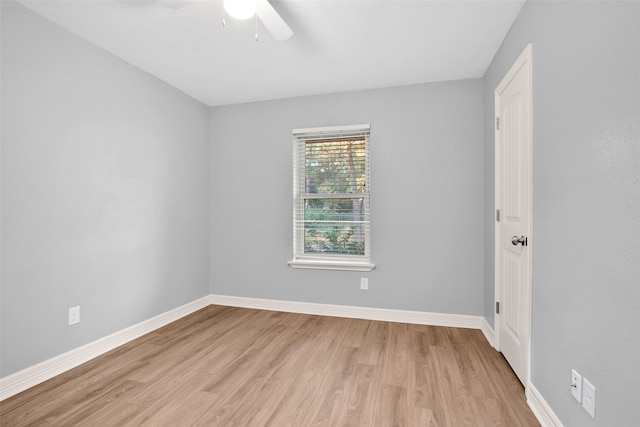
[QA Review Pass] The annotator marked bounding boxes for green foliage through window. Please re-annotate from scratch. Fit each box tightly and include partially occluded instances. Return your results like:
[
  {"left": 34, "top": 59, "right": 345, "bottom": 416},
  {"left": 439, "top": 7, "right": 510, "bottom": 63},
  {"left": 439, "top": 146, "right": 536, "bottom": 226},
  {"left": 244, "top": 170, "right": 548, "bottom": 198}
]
[{"left": 303, "top": 139, "right": 366, "bottom": 256}]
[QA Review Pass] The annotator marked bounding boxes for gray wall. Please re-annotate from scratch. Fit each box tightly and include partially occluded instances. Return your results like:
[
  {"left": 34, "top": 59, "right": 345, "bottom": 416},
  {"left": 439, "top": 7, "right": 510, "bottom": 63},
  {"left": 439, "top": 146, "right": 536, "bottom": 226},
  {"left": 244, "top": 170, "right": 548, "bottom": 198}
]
[
  {"left": 483, "top": 1, "right": 640, "bottom": 425},
  {"left": 1, "top": 2, "right": 210, "bottom": 376},
  {"left": 210, "top": 80, "right": 485, "bottom": 314}
]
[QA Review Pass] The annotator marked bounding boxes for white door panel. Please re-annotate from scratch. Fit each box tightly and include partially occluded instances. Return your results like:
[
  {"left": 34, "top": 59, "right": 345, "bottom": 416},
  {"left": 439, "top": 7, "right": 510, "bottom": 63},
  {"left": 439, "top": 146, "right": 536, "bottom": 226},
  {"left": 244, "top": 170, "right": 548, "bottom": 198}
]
[{"left": 495, "top": 44, "right": 533, "bottom": 386}]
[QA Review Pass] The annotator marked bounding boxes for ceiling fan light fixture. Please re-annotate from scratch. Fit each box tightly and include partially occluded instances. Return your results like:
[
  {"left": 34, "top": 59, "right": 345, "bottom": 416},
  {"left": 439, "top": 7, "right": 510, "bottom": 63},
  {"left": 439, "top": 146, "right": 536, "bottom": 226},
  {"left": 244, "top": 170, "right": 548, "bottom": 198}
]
[{"left": 223, "top": 0, "right": 258, "bottom": 20}]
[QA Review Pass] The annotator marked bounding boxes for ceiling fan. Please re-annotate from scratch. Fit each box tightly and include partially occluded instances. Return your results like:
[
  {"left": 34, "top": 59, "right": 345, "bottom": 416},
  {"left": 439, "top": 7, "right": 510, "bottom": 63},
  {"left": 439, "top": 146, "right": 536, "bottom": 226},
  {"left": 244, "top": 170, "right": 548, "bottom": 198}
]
[{"left": 158, "top": 0, "right": 293, "bottom": 41}]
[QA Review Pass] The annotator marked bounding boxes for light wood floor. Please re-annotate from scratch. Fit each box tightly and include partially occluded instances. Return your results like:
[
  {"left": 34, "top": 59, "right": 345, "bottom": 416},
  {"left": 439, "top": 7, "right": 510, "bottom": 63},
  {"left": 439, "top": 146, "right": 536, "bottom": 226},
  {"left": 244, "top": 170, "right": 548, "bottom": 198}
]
[{"left": 1, "top": 305, "right": 540, "bottom": 426}]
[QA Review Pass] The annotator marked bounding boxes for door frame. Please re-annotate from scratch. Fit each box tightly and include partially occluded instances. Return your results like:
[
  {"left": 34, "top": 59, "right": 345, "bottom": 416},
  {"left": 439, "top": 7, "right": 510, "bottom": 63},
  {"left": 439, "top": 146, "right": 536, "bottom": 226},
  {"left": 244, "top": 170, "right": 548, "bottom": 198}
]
[{"left": 494, "top": 43, "right": 534, "bottom": 387}]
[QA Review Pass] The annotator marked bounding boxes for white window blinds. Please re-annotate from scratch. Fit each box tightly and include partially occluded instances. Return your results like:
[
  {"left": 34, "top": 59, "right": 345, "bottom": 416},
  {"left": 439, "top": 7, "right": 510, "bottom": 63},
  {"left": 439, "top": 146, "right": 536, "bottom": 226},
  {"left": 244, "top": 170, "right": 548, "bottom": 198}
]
[{"left": 290, "top": 124, "right": 373, "bottom": 270}]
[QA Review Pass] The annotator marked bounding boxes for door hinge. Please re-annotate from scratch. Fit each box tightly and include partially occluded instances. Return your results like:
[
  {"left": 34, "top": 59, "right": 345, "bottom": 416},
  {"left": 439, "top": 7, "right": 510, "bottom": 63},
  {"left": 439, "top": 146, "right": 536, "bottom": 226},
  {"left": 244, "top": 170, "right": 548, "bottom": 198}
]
[
  {"left": 496, "top": 117, "right": 500, "bottom": 130},
  {"left": 496, "top": 209, "right": 500, "bottom": 222},
  {"left": 496, "top": 301, "right": 500, "bottom": 314}
]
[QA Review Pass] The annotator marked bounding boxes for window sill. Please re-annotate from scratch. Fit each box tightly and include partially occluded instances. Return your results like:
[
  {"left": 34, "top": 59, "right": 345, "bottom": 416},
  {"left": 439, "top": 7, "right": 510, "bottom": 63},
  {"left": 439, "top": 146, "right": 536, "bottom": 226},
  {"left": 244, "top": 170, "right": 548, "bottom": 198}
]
[{"left": 288, "top": 259, "right": 375, "bottom": 272}]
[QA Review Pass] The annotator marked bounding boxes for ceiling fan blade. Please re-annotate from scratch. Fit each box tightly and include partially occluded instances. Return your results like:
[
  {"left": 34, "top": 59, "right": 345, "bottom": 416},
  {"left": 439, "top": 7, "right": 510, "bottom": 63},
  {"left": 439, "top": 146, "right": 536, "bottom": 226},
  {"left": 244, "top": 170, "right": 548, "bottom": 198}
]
[{"left": 256, "top": 0, "right": 293, "bottom": 41}]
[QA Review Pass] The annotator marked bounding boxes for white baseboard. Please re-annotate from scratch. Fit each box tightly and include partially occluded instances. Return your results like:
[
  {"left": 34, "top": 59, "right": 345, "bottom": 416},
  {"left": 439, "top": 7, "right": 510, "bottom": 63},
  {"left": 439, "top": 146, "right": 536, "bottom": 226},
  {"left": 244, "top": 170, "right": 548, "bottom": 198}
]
[
  {"left": 481, "top": 316, "right": 496, "bottom": 348},
  {"left": 0, "top": 295, "right": 211, "bottom": 401},
  {"left": 209, "top": 294, "right": 483, "bottom": 329},
  {"left": 527, "top": 382, "right": 564, "bottom": 427}
]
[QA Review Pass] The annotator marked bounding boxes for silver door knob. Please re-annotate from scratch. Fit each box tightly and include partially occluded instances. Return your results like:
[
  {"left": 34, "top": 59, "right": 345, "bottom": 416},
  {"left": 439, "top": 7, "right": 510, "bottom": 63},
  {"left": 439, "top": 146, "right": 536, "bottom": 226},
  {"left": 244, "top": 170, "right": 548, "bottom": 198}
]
[{"left": 511, "top": 236, "right": 528, "bottom": 246}]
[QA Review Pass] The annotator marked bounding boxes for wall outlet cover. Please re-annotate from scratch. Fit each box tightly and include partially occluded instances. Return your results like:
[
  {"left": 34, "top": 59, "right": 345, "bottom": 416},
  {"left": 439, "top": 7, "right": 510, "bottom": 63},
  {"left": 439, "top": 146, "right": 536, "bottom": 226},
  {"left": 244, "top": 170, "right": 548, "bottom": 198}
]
[
  {"left": 68, "top": 306, "right": 80, "bottom": 326},
  {"left": 582, "top": 378, "right": 596, "bottom": 418},
  {"left": 571, "top": 369, "right": 582, "bottom": 402}
]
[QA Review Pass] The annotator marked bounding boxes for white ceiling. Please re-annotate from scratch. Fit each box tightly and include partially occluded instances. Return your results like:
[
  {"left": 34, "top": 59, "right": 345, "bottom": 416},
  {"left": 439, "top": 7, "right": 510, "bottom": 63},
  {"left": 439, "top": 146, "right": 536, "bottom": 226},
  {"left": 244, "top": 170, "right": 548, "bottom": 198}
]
[{"left": 18, "top": 0, "right": 526, "bottom": 107}]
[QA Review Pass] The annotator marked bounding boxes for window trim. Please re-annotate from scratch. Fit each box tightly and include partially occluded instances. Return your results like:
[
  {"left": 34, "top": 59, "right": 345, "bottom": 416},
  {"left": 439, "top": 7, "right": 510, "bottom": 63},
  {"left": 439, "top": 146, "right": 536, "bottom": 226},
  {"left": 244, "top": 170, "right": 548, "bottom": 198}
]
[
  {"left": 287, "top": 259, "right": 375, "bottom": 272},
  {"left": 288, "top": 124, "right": 375, "bottom": 271}
]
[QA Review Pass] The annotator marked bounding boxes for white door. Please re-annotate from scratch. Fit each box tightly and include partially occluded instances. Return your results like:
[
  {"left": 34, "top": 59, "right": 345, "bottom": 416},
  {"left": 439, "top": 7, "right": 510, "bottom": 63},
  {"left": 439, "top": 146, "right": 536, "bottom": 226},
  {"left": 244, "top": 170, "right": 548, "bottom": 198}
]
[{"left": 495, "top": 44, "right": 533, "bottom": 386}]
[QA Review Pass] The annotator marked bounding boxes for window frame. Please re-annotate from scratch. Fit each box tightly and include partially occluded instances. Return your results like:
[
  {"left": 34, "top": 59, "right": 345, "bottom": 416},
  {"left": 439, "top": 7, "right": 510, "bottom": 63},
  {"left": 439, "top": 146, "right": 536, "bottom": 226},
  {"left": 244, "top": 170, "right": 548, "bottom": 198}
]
[{"left": 288, "top": 124, "right": 375, "bottom": 272}]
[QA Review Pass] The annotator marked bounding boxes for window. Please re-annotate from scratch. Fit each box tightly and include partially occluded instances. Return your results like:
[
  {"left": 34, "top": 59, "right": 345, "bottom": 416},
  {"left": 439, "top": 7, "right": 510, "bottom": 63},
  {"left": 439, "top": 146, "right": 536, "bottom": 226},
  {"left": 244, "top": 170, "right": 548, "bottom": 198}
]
[{"left": 288, "top": 124, "right": 374, "bottom": 271}]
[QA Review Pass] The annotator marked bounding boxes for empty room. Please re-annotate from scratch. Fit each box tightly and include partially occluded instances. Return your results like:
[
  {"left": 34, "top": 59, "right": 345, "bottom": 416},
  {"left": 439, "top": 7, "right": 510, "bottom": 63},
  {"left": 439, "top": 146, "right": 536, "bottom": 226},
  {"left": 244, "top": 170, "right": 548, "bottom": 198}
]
[{"left": 1, "top": 0, "right": 638, "bottom": 426}]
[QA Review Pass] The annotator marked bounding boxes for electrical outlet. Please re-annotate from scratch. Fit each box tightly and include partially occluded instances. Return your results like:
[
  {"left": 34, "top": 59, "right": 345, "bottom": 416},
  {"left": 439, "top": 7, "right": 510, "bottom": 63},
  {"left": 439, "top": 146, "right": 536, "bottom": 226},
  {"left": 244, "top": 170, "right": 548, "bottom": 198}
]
[
  {"left": 68, "top": 306, "right": 80, "bottom": 326},
  {"left": 571, "top": 369, "right": 582, "bottom": 402},
  {"left": 582, "top": 378, "right": 596, "bottom": 419},
  {"left": 360, "top": 277, "right": 368, "bottom": 290}
]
